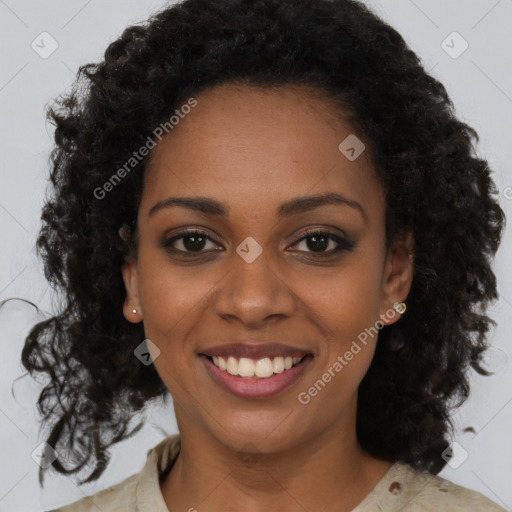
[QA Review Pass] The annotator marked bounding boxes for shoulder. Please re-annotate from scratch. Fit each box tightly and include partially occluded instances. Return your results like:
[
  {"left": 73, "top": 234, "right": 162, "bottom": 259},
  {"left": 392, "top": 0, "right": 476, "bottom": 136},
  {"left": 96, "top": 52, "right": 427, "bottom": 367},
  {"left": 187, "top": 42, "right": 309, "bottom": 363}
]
[
  {"left": 357, "top": 462, "right": 506, "bottom": 511},
  {"left": 46, "top": 433, "right": 181, "bottom": 512},
  {"left": 411, "top": 470, "right": 505, "bottom": 511},
  {"left": 46, "top": 472, "right": 139, "bottom": 512}
]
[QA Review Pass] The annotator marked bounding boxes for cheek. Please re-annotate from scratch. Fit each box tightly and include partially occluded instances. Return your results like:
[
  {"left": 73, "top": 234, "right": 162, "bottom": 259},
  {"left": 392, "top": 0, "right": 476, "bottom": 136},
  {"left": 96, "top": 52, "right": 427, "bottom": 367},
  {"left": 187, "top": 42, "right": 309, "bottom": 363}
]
[
  {"left": 134, "top": 249, "right": 208, "bottom": 358},
  {"left": 136, "top": 239, "right": 199, "bottom": 312},
  {"left": 135, "top": 255, "right": 204, "bottom": 404},
  {"left": 312, "top": 252, "right": 384, "bottom": 374},
  {"left": 320, "top": 255, "right": 384, "bottom": 334},
  {"left": 299, "top": 271, "right": 381, "bottom": 413}
]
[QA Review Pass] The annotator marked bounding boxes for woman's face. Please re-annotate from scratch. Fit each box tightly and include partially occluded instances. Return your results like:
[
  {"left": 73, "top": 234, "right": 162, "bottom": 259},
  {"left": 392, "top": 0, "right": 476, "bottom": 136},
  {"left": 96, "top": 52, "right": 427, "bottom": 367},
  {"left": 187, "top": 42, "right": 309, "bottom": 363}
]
[{"left": 122, "top": 84, "right": 412, "bottom": 454}]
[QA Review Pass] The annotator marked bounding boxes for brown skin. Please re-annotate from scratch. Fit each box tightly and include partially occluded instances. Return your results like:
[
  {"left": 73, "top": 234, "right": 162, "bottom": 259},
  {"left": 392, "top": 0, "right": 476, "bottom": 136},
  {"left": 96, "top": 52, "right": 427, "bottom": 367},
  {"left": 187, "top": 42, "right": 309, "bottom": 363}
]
[{"left": 121, "top": 84, "right": 413, "bottom": 512}]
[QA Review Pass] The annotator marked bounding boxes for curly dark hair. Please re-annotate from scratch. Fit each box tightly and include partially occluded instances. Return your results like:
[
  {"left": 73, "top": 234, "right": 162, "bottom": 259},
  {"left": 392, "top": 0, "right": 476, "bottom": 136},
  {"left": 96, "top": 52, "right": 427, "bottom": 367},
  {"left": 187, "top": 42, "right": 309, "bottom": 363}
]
[{"left": 16, "top": 0, "right": 505, "bottom": 486}]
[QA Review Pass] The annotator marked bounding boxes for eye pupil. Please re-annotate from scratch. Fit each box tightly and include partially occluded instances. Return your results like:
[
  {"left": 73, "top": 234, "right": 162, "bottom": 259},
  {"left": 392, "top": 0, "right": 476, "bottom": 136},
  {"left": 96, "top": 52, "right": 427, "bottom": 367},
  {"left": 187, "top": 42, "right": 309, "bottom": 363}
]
[
  {"left": 183, "top": 234, "right": 206, "bottom": 251},
  {"left": 307, "top": 234, "right": 329, "bottom": 252}
]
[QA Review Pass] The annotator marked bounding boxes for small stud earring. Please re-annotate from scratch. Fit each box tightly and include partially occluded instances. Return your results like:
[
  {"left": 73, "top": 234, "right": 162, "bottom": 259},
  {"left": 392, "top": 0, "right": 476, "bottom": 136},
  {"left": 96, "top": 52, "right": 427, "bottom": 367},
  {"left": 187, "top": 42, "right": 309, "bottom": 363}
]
[
  {"left": 132, "top": 308, "right": 137, "bottom": 314},
  {"left": 392, "top": 302, "right": 406, "bottom": 315}
]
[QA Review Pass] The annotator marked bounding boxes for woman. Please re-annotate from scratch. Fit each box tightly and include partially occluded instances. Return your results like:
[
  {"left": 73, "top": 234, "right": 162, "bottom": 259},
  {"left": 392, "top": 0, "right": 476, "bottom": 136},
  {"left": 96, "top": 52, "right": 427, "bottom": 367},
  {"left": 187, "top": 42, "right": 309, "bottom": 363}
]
[{"left": 20, "top": 0, "right": 506, "bottom": 510}]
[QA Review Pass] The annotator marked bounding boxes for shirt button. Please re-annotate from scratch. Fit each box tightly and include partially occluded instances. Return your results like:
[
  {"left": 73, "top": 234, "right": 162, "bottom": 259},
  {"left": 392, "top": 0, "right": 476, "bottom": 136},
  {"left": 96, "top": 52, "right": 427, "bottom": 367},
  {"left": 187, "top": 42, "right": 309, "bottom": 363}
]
[{"left": 389, "top": 481, "right": 402, "bottom": 494}]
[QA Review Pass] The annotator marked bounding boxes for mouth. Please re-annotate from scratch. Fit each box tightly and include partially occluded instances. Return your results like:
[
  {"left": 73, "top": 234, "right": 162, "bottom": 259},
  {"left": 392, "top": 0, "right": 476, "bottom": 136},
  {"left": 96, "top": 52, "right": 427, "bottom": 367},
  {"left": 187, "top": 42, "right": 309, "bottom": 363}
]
[{"left": 199, "top": 353, "right": 314, "bottom": 399}]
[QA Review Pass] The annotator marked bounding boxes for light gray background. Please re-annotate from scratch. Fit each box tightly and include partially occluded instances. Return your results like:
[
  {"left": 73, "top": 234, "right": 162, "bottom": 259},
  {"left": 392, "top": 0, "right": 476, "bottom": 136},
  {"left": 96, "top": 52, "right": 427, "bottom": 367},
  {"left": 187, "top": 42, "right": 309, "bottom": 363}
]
[{"left": 1, "top": 1, "right": 511, "bottom": 510}]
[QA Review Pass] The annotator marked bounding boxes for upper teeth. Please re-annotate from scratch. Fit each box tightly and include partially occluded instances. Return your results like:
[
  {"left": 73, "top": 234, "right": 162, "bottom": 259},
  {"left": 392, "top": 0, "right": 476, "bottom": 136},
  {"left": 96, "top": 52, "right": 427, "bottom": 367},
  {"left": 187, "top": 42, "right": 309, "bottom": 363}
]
[{"left": 211, "top": 356, "right": 302, "bottom": 378}]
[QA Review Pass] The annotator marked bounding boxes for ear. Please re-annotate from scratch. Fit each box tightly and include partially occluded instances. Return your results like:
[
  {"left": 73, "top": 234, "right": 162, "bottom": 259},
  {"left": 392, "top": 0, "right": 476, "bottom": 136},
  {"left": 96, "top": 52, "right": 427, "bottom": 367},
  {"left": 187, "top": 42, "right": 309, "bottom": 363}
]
[
  {"left": 379, "top": 230, "right": 414, "bottom": 326},
  {"left": 121, "top": 256, "right": 142, "bottom": 323}
]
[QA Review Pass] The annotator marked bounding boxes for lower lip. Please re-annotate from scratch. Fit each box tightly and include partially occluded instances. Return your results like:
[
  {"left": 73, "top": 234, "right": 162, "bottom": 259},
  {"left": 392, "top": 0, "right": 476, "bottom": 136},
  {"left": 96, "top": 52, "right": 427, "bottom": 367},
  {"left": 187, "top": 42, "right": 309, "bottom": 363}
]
[{"left": 200, "top": 355, "right": 313, "bottom": 399}]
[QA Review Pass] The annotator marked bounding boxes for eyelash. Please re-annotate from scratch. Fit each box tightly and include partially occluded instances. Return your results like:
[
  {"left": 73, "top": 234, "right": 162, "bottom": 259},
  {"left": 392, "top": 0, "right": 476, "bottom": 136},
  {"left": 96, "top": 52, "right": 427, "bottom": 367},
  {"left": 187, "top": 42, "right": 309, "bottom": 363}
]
[{"left": 162, "top": 228, "right": 355, "bottom": 258}]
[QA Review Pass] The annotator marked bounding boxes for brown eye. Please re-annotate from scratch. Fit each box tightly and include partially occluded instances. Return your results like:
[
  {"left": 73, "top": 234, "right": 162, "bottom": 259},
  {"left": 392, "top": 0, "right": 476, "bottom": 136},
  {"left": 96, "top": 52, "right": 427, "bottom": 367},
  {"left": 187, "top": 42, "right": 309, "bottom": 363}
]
[
  {"left": 162, "top": 229, "right": 219, "bottom": 254},
  {"left": 290, "top": 230, "right": 354, "bottom": 256}
]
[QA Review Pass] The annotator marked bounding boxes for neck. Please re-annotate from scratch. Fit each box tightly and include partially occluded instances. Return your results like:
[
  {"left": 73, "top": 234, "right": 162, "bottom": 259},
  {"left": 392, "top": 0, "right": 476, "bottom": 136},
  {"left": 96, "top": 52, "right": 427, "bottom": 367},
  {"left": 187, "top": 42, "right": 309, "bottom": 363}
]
[{"left": 160, "top": 405, "right": 392, "bottom": 512}]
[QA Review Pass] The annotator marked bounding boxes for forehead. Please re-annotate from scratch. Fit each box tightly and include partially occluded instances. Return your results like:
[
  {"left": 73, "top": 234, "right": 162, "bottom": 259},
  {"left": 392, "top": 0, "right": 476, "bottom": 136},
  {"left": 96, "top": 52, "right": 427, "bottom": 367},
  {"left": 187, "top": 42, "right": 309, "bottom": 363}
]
[{"left": 140, "top": 84, "right": 383, "bottom": 222}]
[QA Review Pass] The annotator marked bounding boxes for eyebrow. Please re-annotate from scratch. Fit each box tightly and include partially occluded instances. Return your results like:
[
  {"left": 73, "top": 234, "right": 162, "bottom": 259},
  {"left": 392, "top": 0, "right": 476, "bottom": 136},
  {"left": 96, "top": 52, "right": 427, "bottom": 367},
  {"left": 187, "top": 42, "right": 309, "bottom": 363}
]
[{"left": 148, "top": 192, "right": 367, "bottom": 223}]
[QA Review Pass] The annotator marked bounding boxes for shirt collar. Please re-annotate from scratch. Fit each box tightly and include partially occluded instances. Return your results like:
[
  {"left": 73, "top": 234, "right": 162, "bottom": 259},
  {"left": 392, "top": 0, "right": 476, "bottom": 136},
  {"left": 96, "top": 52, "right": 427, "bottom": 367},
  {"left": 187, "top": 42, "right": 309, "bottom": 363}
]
[{"left": 135, "top": 433, "right": 181, "bottom": 512}]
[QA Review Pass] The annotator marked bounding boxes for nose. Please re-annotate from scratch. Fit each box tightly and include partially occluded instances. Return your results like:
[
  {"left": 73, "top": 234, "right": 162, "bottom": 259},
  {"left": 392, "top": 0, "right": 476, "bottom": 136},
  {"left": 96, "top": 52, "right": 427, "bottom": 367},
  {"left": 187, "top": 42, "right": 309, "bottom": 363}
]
[{"left": 213, "top": 241, "right": 297, "bottom": 328}]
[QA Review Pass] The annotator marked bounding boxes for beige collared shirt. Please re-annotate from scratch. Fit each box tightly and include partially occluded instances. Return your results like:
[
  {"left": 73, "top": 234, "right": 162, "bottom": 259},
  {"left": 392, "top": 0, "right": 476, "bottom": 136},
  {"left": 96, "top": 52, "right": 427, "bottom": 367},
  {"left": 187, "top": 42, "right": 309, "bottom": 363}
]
[{"left": 48, "top": 434, "right": 505, "bottom": 511}]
